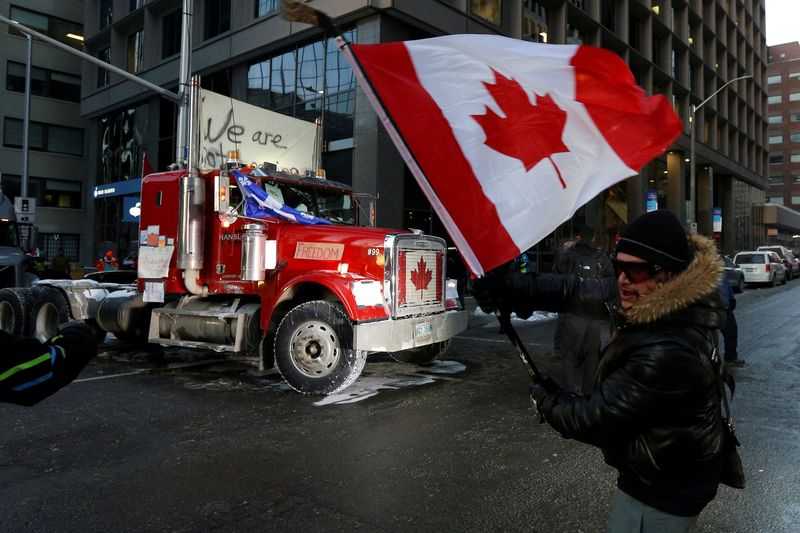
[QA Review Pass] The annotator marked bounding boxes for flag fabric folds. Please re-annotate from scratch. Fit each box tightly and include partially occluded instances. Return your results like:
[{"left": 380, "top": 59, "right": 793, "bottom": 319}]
[
  {"left": 231, "top": 170, "right": 332, "bottom": 225},
  {"left": 348, "top": 35, "right": 682, "bottom": 276}
]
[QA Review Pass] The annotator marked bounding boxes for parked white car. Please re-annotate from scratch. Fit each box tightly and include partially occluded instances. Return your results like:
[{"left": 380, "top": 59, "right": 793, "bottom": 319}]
[
  {"left": 733, "top": 250, "right": 787, "bottom": 287},
  {"left": 756, "top": 245, "right": 800, "bottom": 281}
]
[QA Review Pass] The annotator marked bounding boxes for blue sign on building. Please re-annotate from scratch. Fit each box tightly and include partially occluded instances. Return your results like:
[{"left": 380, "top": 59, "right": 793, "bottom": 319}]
[
  {"left": 93, "top": 178, "right": 142, "bottom": 199},
  {"left": 122, "top": 196, "right": 141, "bottom": 223},
  {"left": 646, "top": 190, "right": 658, "bottom": 212}
]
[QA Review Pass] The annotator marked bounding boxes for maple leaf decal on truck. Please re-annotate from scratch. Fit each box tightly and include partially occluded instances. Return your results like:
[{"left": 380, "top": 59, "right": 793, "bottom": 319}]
[
  {"left": 410, "top": 257, "right": 433, "bottom": 297},
  {"left": 472, "top": 69, "right": 569, "bottom": 189}
]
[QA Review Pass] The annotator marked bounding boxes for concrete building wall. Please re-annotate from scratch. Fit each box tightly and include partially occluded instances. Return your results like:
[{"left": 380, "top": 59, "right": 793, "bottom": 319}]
[{"left": 0, "top": 0, "right": 92, "bottom": 265}]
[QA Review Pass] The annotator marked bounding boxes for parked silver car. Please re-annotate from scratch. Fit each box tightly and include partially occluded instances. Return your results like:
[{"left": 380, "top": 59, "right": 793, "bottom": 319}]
[
  {"left": 733, "top": 251, "right": 787, "bottom": 287},
  {"left": 757, "top": 245, "right": 800, "bottom": 281}
]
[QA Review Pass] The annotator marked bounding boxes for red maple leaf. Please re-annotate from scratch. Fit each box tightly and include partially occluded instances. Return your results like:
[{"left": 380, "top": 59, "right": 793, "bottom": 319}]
[
  {"left": 410, "top": 257, "right": 433, "bottom": 296},
  {"left": 472, "top": 69, "right": 569, "bottom": 188}
]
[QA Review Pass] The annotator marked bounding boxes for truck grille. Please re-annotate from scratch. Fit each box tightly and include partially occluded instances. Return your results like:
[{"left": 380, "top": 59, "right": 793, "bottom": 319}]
[{"left": 389, "top": 235, "right": 446, "bottom": 319}]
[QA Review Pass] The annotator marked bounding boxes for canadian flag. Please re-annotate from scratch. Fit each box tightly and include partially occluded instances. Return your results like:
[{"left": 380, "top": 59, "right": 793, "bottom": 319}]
[
  {"left": 348, "top": 35, "right": 682, "bottom": 276},
  {"left": 142, "top": 152, "right": 155, "bottom": 178}
]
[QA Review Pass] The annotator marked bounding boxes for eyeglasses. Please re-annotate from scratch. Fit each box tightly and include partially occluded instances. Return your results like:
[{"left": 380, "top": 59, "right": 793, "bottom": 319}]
[{"left": 613, "top": 258, "right": 662, "bottom": 283}]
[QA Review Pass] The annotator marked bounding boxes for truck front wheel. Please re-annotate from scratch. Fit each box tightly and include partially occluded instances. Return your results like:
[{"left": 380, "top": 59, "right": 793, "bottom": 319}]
[
  {"left": 390, "top": 340, "right": 452, "bottom": 365},
  {"left": 274, "top": 301, "right": 367, "bottom": 395}
]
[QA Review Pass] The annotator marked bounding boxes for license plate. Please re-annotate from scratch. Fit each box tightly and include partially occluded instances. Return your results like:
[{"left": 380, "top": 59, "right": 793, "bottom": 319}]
[{"left": 414, "top": 321, "right": 432, "bottom": 339}]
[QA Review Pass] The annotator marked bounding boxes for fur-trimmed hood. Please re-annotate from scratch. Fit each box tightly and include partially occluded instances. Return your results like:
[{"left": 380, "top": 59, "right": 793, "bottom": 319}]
[{"left": 623, "top": 234, "right": 723, "bottom": 325}]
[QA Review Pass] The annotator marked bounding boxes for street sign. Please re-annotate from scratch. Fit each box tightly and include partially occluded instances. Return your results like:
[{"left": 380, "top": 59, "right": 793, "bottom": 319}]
[
  {"left": 14, "top": 196, "right": 36, "bottom": 214},
  {"left": 17, "top": 212, "right": 35, "bottom": 224}
]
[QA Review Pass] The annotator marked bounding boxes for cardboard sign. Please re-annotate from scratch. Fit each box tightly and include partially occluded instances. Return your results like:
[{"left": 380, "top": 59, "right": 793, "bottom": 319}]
[{"left": 138, "top": 245, "right": 175, "bottom": 279}]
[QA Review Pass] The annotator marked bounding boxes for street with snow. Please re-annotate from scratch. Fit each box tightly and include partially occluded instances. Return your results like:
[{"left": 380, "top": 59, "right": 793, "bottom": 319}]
[{"left": 1, "top": 283, "right": 799, "bottom": 532}]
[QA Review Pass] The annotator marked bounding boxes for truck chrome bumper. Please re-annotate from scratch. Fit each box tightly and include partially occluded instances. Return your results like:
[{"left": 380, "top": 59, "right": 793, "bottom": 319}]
[{"left": 353, "top": 309, "right": 468, "bottom": 353}]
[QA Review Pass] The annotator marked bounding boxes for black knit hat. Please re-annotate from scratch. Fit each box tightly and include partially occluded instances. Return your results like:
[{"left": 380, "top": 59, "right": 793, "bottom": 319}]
[{"left": 615, "top": 210, "right": 691, "bottom": 273}]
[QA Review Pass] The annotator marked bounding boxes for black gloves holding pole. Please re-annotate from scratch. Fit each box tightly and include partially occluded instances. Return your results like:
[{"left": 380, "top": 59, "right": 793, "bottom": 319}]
[{"left": 469, "top": 268, "right": 565, "bottom": 422}]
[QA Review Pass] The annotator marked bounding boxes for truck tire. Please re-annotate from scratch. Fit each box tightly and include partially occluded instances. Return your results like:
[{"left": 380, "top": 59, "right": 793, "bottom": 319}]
[
  {"left": 29, "top": 287, "right": 72, "bottom": 342},
  {"left": 390, "top": 339, "right": 452, "bottom": 365},
  {"left": 0, "top": 287, "right": 37, "bottom": 337},
  {"left": 274, "top": 300, "right": 367, "bottom": 395}
]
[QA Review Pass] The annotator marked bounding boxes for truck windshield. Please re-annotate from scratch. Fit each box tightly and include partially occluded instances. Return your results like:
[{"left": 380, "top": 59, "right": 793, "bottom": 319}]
[
  {"left": 261, "top": 179, "right": 355, "bottom": 225},
  {"left": 0, "top": 220, "right": 19, "bottom": 247}
]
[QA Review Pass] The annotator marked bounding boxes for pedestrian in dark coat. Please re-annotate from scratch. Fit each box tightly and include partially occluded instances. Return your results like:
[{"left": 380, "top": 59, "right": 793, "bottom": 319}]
[
  {"left": 473, "top": 210, "right": 727, "bottom": 531},
  {"left": 552, "top": 226, "right": 615, "bottom": 393},
  {"left": 718, "top": 272, "right": 744, "bottom": 366}
]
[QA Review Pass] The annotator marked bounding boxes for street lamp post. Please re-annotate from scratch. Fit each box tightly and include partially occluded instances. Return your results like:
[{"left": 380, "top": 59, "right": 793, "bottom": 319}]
[{"left": 688, "top": 74, "right": 752, "bottom": 231}]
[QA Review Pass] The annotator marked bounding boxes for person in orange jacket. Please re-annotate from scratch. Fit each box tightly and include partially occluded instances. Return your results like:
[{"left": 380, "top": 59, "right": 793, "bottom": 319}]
[{"left": 95, "top": 250, "right": 119, "bottom": 272}]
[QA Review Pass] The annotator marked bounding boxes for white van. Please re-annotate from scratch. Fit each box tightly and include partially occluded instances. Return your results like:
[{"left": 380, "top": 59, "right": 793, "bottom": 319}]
[{"left": 734, "top": 250, "right": 787, "bottom": 287}]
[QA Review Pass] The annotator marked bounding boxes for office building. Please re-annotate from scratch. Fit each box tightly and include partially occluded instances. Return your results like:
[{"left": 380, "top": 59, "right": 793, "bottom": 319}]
[
  {"left": 81, "top": 0, "right": 770, "bottom": 258},
  {"left": 0, "top": 0, "right": 91, "bottom": 265},
  {"left": 764, "top": 41, "right": 800, "bottom": 247}
]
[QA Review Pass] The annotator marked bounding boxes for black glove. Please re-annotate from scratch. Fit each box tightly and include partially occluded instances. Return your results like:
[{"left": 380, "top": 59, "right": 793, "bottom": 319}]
[
  {"left": 729, "top": 298, "right": 736, "bottom": 311},
  {"left": 468, "top": 267, "right": 512, "bottom": 314},
  {"left": 529, "top": 376, "right": 562, "bottom": 424}
]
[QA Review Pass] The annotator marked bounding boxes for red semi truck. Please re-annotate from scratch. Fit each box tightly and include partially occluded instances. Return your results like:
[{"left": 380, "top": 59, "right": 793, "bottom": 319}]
[{"left": 0, "top": 161, "right": 467, "bottom": 394}]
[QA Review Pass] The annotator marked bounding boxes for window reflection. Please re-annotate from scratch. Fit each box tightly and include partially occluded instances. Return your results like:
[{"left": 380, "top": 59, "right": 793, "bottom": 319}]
[
  {"left": 245, "top": 29, "right": 357, "bottom": 178},
  {"left": 471, "top": 0, "right": 502, "bottom": 25}
]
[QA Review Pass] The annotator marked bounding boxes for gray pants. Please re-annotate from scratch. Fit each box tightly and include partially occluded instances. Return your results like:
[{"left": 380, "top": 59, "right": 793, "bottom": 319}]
[
  {"left": 554, "top": 314, "right": 602, "bottom": 393},
  {"left": 607, "top": 489, "right": 699, "bottom": 533}
]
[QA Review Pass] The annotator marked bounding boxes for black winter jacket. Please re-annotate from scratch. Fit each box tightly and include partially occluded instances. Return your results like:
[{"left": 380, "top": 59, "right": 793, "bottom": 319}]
[{"left": 509, "top": 235, "right": 727, "bottom": 517}]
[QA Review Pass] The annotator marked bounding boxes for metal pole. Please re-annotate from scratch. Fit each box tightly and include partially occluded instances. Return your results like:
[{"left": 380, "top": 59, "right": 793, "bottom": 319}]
[
  {"left": 175, "top": 0, "right": 193, "bottom": 167},
  {"left": 688, "top": 74, "right": 752, "bottom": 230},
  {"left": 21, "top": 33, "right": 31, "bottom": 197},
  {"left": 0, "top": 14, "right": 180, "bottom": 103}
]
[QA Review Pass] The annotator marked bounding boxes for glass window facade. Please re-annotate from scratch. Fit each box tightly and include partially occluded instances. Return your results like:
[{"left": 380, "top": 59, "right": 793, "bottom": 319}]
[
  {"left": 768, "top": 114, "right": 783, "bottom": 124},
  {"left": 0, "top": 175, "right": 82, "bottom": 209},
  {"left": 9, "top": 6, "right": 83, "bottom": 49},
  {"left": 3, "top": 118, "right": 83, "bottom": 156},
  {"left": 205, "top": 0, "right": 231, "bottom": 39},
  {"left": 162, "top": 9, "right": 181, "bottom": 58},
  {"left": 471, "top": 0, "right": 502, "bottom": 25},
  {"left": 255, "top": 0, "right": 280, "bottom": 17},
  {"left": 6, "top": 61, "right": 80, "bottom": 102},
  {"left": 246, "top": 29, "right": 357, "bottom": 179},
  {"left": 97, "top": 48, "right": 111, "bottom": 88},
  {"left": 523, "top": 1, "right": 548, "bottom": 42},
  {"left": 99, "top": 107, "right": 147, "bottom": 185},
  {"left": 127, "top": 30, "right": 144, "bottom": 73}
]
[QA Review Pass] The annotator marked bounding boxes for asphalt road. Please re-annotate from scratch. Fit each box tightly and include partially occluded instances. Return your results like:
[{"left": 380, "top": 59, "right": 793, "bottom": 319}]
[{"left": 1, "top": 281, "right": 799, "bottom": 532}]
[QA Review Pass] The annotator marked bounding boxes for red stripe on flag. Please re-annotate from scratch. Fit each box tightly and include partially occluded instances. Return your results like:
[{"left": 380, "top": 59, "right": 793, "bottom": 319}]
[
  {"left": 398, "top": 250, "right": 406, "bottom": 306},
  {"left": 436, "top": 251, "right": 443, "bottom": 302},
  {"left": 571, "top": 46, "right": 682, "bottom": 171},
  {"left": 351, "top": 42, "right": 518, "bottom": 275}
]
